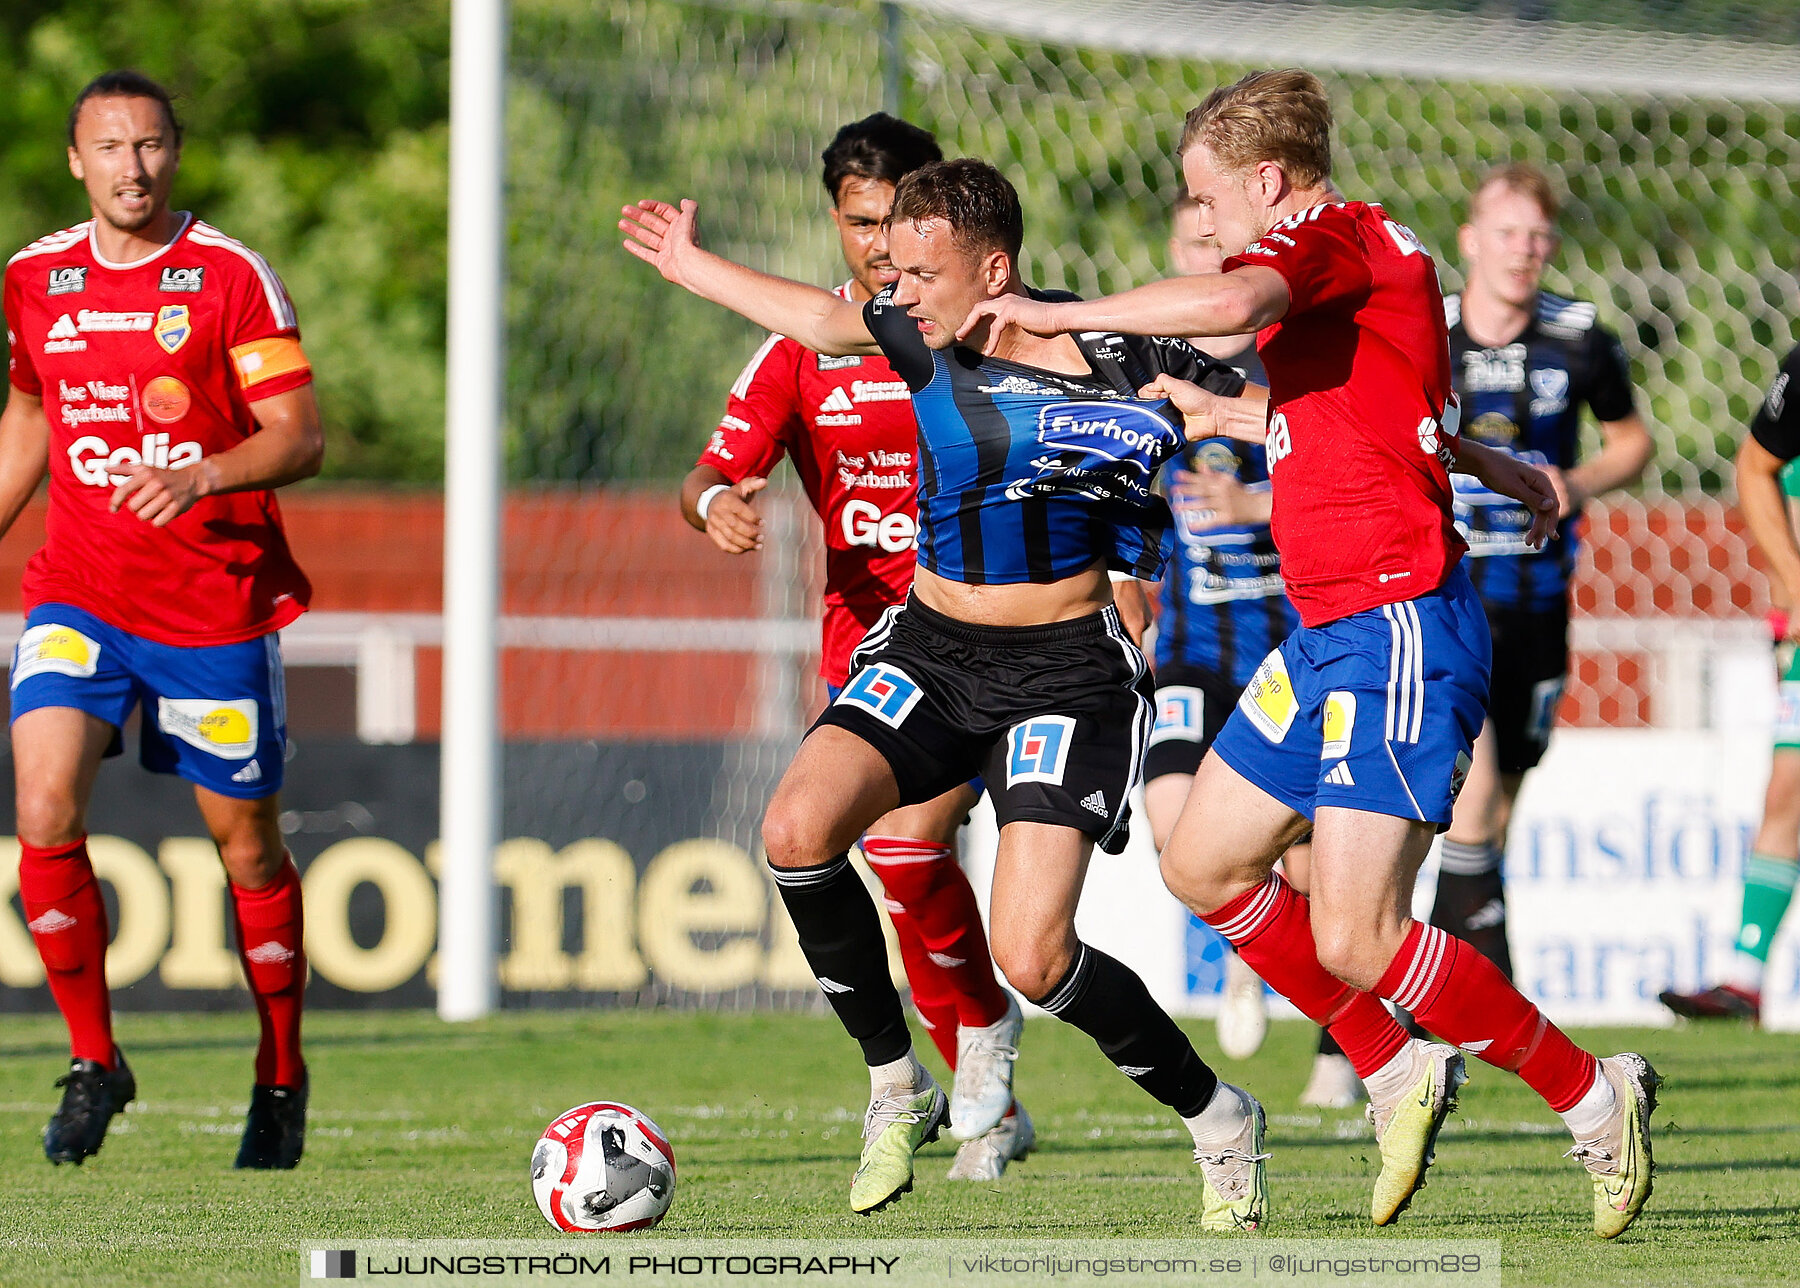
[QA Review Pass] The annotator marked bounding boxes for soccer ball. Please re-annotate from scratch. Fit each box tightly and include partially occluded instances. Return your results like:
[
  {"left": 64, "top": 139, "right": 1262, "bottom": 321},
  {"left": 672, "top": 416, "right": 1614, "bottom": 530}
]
[{"left": 530, "top": 1102, "right": 676, "bottom": 1232}]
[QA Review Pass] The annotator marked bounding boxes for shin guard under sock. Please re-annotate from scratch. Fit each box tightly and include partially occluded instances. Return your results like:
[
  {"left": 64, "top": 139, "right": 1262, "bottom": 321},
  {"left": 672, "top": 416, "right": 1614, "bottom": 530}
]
[
  {"left": 1038, "top": 942, "right": 1218, "bottom": 1117},
  {"left": 230, "top": 855, "right": 308, "bottom": 1086},
  {"left": 862, "top": 836, "right": 1010, "bottom": 1029},
  {"left": 1202, "top": 874, "right": 1410, "bottom": 1077},
  {"left": 1376, "top": 920, "right": 1596, "bottom": 1112},
  {"left": 19, "top": 837, "right": 113, "bottom": 1064},
  {"left": 771, "top": 854, "right": 912, "bottom": 1066}
]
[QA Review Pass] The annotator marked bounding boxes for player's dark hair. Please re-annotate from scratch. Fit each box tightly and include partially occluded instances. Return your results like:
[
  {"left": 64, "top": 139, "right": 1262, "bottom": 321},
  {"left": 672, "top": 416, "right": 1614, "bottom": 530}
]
[
  {"left": 821, "top": 113, "right": 942, "bottom": 204},
  {"left": 888, "top": 159, "right": 1024, "bottom": 264},
  {"left": 67, "top": 71, "right": 184, "bottom": 148}
]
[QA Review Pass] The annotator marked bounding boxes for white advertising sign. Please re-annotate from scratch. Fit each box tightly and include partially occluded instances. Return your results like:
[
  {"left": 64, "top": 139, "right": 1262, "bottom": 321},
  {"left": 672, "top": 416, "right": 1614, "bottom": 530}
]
[{"left": 963, "top": 730, "right": 1797, "bottom": 1030}]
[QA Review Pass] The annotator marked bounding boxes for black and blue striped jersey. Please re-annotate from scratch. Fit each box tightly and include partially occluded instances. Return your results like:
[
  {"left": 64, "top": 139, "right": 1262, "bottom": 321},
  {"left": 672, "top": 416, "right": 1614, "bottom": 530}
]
[
  {"left": 863, "top": 284, "right": 1245, "bottom": 585},
  {"left": 1154, "top": 344, "right": 1300, "bottom": 687},
  {"left": 1446, "top": 290, "right": 1636, "bottom": 612}
]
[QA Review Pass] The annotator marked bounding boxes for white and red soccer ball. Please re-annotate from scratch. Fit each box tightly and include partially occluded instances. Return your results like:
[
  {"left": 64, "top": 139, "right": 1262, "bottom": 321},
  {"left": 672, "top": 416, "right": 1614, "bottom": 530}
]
[{"left": 531, "top": 1102, "right": 676, "bottom": 1232}]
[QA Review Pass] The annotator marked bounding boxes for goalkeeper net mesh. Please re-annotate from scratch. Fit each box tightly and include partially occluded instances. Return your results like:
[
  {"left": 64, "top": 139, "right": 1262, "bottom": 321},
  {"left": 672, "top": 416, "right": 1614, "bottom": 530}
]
[{"left": 490, "top": 0, "right": 1800, "bottom": 1001}]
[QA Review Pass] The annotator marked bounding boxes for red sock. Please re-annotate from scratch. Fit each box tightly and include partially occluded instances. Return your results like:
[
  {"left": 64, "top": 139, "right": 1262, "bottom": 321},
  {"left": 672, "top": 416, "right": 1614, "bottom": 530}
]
[
  {"left": 863, "top": 837, "right": 1011, "bottom": 1030},
  {"left": 18, "top": 837, "right": 114, "bottom": 1065},
  {"left": 1202, "top": 874, "right": 1410, "bottom": 1078},
  {"left": 230, "top": 855, "right": 307, "bottom": 1087},
  {"left": 880, "top": 893, "right": 961, "bottom": 1067},
  {"left": 1375, "top": 921, "right": 1597, "bottom": 1112}
]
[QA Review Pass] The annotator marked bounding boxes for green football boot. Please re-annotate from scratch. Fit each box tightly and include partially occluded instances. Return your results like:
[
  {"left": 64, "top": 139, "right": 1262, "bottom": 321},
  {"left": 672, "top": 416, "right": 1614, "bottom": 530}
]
[
  {"left": 1567, "top": 1053, "right": 1660, "bottom": 1239},
  {"left": 1194, "top": 1084, "right": 1270, "bottom": 1232},
  {"left": 1366, "top": 1040, "right": 1466, "bottom": 1225},
  {"left": 849, "top": 1080, "right": 948, "bottom": 1213}
]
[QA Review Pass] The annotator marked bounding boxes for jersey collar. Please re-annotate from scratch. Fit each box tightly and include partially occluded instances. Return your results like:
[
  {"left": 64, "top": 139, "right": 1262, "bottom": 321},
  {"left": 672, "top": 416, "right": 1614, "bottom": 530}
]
[{"left": 87, "top": 210, "right": 195, "bottom": 271}]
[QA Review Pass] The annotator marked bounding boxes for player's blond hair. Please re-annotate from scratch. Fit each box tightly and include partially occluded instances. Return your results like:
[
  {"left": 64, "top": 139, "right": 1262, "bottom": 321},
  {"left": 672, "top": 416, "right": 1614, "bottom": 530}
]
[
  {"left": 1468, "top": 162, "right": 1562, "bottom": 224},
  {"left": 1179, "top": 69, "right": 1333, "bottom": 190}
]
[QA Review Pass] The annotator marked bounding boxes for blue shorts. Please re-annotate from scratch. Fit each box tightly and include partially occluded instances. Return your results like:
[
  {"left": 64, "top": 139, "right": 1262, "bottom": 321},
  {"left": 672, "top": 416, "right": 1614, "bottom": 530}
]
[
  {"left": 1210, "top": 564, "right": 1490, "bottom": 827},
  {"left": 10, "top": 603, "right": 287, "bottom": 799}
]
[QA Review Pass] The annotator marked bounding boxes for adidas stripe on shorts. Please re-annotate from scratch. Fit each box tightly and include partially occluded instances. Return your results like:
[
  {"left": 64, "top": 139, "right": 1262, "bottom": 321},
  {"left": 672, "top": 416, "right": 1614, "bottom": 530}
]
[{"left": 1209, "top": 562, "right": 1490, "bottom": 828}]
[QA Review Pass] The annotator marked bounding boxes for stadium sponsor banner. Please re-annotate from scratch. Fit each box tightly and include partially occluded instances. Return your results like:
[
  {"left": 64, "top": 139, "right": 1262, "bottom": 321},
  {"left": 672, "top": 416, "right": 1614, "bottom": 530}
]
[
  {"left": 969, "top": 729, "right": 1797, "bottom": 1030},
  {"left": 3, "top": 731, "right": 1790, "bottom": 1026},
  {"left": 0, "top": 740, "right": 894, "bottom": 1012}
]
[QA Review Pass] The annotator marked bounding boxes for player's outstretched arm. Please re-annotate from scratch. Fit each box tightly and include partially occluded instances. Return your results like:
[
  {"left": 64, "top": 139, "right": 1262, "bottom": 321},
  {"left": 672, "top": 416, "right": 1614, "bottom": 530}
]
[
  {"left": 0, "top": 388, "right": 51, "bottom": 542},
  {"left": 1453, "top": 437, "right": 1559, "bottom": 550},
  {"left": 621, "top": 199, "right": 878, "bottom": 357},
  {"left": 111, "top": 383, "right": 325, "bottom": 527},
  {"left": 680, "top": 464, "right": 767, "bottom": 554},
  {"left": 1139, "top": 375, "right": 1270, "bottom": 446},
  {"left": 1736, "top": 435, "right": 1800, "bottom": 637},
  {"left": 957, "top": 268, "right": 1290, "bottom": 355}
]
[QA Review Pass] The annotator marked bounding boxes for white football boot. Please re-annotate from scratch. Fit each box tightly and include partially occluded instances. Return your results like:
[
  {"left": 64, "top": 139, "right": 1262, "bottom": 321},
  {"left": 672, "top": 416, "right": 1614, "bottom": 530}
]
[{"left": 950, "top": 994, "right": 1022, "bottom": 1141}]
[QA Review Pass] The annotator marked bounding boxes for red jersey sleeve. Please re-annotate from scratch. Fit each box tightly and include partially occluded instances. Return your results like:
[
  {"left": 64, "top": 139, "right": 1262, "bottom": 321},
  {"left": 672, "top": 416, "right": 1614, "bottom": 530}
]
[
  {"left": 697, "top": 334, "right": 803, "bottom": 482},
  {"left": 1225, "top": 209, "right": 1372, "bottom": 318},
  {"left": 217, "top": 247, "right": 312, "bottom": 402},
  {"left": 3, "top": 264, "right": 42, "bottom": 396}
]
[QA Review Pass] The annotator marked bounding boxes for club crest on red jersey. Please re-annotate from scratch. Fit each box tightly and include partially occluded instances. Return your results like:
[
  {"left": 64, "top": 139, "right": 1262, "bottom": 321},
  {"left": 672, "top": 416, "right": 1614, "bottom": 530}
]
[{"left": 154, "top": 305, "right": 191, "bottom": 354}]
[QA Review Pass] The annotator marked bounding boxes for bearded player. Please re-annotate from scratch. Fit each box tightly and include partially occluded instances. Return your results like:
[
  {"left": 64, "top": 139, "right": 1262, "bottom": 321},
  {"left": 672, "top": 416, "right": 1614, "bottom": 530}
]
[
  {"left": 1, "top": 72, "right": 321, "bottom": 1168},
  {"left": 963, "top": 70, "right": 1659, "bottom": 1238},
  {"left": 678, "top": 114, "right": 1031, "bottom": 1180}
]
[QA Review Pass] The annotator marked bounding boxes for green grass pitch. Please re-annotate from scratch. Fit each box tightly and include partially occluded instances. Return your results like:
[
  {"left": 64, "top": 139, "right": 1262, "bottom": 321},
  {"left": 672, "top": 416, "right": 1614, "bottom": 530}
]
[{"left": 0, "top": 1009, "right": 1796, "bottom": 1286}]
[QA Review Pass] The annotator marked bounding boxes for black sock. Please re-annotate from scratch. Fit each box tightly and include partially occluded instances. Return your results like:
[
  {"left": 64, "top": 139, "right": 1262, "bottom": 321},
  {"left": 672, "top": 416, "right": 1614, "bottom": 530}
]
[
  {"left": 1317, "top": 1026, "right": 1344, "bottom": 1057},
  {"left": 770, "top": 854, "right": 911, "bottom": 1066},
  {"left": 1038, "top": 942, "right": 1219, "bottom": 1117},
  {"left": 1432, "top": 842, "right": 1512, "bottom": 980}
]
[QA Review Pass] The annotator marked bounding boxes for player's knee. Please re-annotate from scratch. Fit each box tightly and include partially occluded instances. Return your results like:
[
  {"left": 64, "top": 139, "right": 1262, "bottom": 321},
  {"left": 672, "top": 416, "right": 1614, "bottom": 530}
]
[
  {"left": 1312, "top": 919, "right": 1385, "bottom": 992},
  {"left": 1158, "top": 844, "right": 1231, "bottom": 916},
  {"left": 217, "top": 832, "right": 284, "bottom": 889},
  {"left": 760, "top": 802, "right": 831, "bottom": 871},
  {"left": 991, "top": 936, "right": 1072, "bottom": 1004},
  {"left": 14, "top": 786, "right": 84, "bottom": 850}
]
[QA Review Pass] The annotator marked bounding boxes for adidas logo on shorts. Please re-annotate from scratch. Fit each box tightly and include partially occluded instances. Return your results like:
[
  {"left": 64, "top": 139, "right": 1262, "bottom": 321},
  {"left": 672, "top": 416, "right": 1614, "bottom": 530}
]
[
  {"left": 1325, "top": 761, "right": 1356, "bottom": 786},
  {"left": 817, "top": 977, "right": 854, "bottom": 994},
  {"left": 1079, "top": 790, "right": 1108, "bottom": 816},
  {"left": 231, "top": 760, "right": 263, "bottom": 784}
]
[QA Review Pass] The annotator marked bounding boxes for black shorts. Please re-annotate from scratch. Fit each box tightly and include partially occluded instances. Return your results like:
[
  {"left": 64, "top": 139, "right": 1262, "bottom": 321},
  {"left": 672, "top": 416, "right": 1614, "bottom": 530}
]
[
  {"left": 813, "top": 596, "right": 1153, "bottom": 854},
  {"left": 1483, "top": 603, "right": 1568, "bottom": 775},
  {"left": 1143, "top": 662, "right": 1242, "bottom": 782}
]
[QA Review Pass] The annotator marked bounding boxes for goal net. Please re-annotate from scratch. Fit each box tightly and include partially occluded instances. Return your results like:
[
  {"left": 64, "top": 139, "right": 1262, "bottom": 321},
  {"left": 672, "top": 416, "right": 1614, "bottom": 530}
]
[{"left": 490, "top": 0, "right": 1800, "bottom": 1006}]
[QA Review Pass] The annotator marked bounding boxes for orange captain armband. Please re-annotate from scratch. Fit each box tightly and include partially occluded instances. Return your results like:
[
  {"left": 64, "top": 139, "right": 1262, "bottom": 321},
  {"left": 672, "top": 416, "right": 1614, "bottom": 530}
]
[{"left": 229, "top": 335, "right": 311, "bottom": 392}]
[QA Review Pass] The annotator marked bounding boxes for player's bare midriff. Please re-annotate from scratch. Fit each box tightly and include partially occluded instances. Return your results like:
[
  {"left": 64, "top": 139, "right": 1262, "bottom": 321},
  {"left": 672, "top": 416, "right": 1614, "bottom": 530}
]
[{"left": 912, "top": 561, "right": 1112, "bottom": 627}]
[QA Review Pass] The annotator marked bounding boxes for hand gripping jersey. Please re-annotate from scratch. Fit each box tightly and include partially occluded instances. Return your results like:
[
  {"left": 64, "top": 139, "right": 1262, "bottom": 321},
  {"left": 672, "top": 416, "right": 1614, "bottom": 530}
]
[
  {"left": 1446, "top": 291, "right": 1636, "bottom": 612},
  {"left": 1223, "top": 201, "right": 1464, "bottom": 627},
  {"left": 863, "top": 284, "right": 1245, "bottom": 585},
  {"left": 4, "top": 215, "right": 312, "bottom": 645},
  {"left": 1155, "top": 344, "right": 1299, "bottom": 688},
  {"left": 698, "top": 284, "right": 919, "bottom": 688}
]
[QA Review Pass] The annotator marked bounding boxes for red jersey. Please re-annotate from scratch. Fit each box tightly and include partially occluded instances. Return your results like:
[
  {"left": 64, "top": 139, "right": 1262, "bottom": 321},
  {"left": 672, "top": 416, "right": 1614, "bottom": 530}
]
[
  {"left": 1224, "top": 201, "right": 1465, "bottom": 627},
  {"left": 4, "top": 215, "right": 313, "bottom": 646},
  {"left": 699, "top": 285, "right": 918, "bottom": 687}
]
